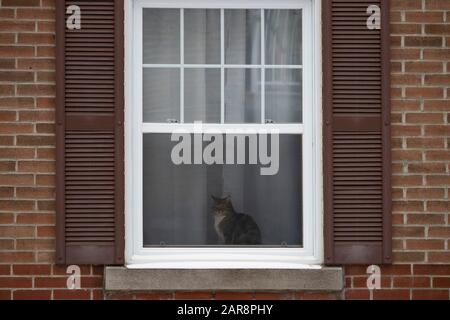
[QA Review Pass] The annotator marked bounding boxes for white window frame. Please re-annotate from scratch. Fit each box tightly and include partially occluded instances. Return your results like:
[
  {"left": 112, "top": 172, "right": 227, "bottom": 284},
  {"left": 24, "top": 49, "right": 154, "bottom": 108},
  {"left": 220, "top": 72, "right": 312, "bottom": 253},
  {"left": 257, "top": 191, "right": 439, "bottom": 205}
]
[{"left": 125, "top": 0, "right": 323, "bottom": 269}]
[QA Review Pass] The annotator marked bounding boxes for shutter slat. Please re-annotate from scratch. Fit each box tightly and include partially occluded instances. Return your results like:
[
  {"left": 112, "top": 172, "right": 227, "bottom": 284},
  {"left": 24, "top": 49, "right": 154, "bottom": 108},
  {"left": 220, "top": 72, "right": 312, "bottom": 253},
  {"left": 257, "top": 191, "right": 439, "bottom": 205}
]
[
  {"left": 323, "top": 0, "right": 391, "bottom": 265},
  {"left": 56, "top": 0, "right": 124, "bottom": 265}
]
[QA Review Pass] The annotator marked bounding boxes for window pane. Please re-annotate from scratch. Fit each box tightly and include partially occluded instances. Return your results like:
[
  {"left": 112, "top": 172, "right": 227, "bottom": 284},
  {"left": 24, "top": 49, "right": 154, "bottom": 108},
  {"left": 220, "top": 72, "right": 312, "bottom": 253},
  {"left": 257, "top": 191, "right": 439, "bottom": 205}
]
[
  {"left": 143, "top": 9, "right": 180, "bottom": 64},
  {"left": 143, "top": 68, "right": 180, "bottom": 123},
  {"left": 265, "top": 69, "right": 302, "bottom": 123},
  {"left": 185, "top": 9, "right": 220, "bottom": 64},
  {"left": 225, "top": 9, "right": 261, "bottom": 65},
  {"left": 185, "top": 69, "right": 221, "bottom": 123},
  {"left": 265, "top": 9, "right": 302, "bottom": 65},
  {"left": 225, "top": 68, "right": 261, "bottom": 123},
  {"left": 143, "top": 134, "right": 303, "bottom": 246}
]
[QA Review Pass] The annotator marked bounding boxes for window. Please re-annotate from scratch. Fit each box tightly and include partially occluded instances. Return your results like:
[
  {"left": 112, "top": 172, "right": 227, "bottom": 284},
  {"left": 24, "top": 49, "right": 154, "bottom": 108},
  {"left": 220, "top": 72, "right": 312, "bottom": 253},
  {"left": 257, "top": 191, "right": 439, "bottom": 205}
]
[{"left": 126, "top": 0, "right": 322, "bottom": 268}]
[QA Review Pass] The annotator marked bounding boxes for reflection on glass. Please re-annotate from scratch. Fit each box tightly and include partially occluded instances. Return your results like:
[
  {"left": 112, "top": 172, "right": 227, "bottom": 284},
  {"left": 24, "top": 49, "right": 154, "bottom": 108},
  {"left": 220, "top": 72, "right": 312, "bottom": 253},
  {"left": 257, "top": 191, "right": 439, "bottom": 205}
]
[
  {"left": 143, "top": 69, "right": 180, "bottom": 123},
  {"left": 265, "top": 9, "right": 302, "bottom": 65},
  {"left": 225, "top": 9, "right": 261, "bottom": 65},
  {"left": 225, "top": 69, "right": 261, "bottom": 123},
  {"left": 185, "top": 69, "right": 221, "bottom": 123},
  {"left": 265, "top": 69, "right": 302, "bottom": 123},
  {"left": 143, "top": 134, "right": 303, "bottom": 246},
  {"left": 143, "top": 9, "right": 180, "bottom": 64},
  {"left": 185, "top": 9, "right": 221, "bottom": 64}
]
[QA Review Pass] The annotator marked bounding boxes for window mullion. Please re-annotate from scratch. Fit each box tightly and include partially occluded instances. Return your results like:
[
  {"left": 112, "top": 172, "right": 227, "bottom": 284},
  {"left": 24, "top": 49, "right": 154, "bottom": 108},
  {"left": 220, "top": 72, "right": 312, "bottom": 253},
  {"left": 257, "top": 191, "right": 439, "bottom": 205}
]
[
  {"left": 180, "top": 8, "right": 185, "bottom": 123},
  {"left": 261, "top": 9, "right": 265, "bottom": 124},
  {"left": 220, "top": 8, "right": 225, "bottom": 124}
]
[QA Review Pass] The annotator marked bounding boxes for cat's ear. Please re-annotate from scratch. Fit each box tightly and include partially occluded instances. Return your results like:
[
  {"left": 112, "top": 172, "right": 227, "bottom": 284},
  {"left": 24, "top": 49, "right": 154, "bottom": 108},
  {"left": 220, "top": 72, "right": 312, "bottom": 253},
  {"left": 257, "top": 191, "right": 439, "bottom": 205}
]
[
  {"left": 225, "top": 195, "right": 232, "bottom": 203},
  {"left": 211, "top": 195, "right": 220, "bottom": 203}
]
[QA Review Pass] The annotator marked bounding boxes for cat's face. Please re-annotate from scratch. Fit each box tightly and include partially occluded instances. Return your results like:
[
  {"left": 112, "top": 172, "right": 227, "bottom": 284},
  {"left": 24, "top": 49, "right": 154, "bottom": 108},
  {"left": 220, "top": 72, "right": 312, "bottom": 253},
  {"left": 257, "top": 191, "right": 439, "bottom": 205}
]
[{"left": 211, "top": 196, "right": 233, "bottom": 216}]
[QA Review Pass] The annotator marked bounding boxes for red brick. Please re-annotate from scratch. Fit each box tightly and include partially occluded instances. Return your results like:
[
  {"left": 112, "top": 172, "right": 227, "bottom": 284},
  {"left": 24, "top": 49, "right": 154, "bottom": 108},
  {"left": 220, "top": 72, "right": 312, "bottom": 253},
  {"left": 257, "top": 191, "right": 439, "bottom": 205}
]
[
  {"left": 17, "top": 59, "right": 54, "bottom": 70},
  {"left": 52, "top": 265, "right": 91, "bottom": 276},
  {"left": 0, "top": 200, "right": 35, "bottom": 211},
  {"left": 0, "top": 252, "right": 34, "bottom": 263},
  {"left": 405, "top": 61, "right": 443, "bottom": 73},
  {"left": 406, "top": 113, "right": 444, "bottom": 124},
  {"left": 0, "top": 46, "right": 34, "bottom": 58},
  {"left": 392, "top": 201, "right": 423, "bottom": 212},
  {"left": 13, "top": 290, "right": 52, "bottom": 300},
  {"left": 391, "top": 0, "right": 422, "bottom": 10},
  {"left": 426, "top": 0, "right": 450, "bottom": 10},
  {"left": 0, "top": 226, "right": 35, "bottom": 237},
  {"left": 253, "top": 292, "right": 293, "bottom": 300},
  {"left": 344, "top": 289, "right": 370, "bottom": 300},
  {"left": 34, "top": 277, "right": 67, "bottom": 288},
  {"left": 16, "top": 8, "right": 55, "bottom": 19},
  {"left": 37, "top": 226, "right": 54, "bottom": 237},
  {"left": 405, "top": 87, "right": 443, "bottom": 99},
  {"left": 406, "top": 12, "right": 444, "bottom": 22},
  {"left": 53, "top": 290, "right": 91, "bottom": 300},
  {"left": 16, "top": 239, "right": 54, "bottom": 250},
  {"left": 173, "top": 292, "right": 214, "bottom": 300},
  {"left": 408, "top": 163, "right": 446, "bottom": 174},
  {"left": 17, "top": 85, "right": 55, "bottom": 96},
  {"left": 0, "top": 239, "right": 14, "bottom": 251},
  {"left": 393, "top": 226, "right": 425, "bottom": 238},
  {"left": 0, "top": 265, "right": 10, "bottom": 275},
  {"left": 16, "top": 213, "right": 54, "bottom": 225},
  {"left": 214, "top": 292, "right": 253, "bottom": 300},
  {"left": 414, "top": 265, "right": 450, "bottom": 275},
  {"left": 13, "top": 264, "right": 51, "bottom": 275},
  {"left": 428, "top": 227, "right": 450, "bottom": 238},
  {"left": 407, "top": 214, "right": 445, "bottom": 225},
  {"left": 423, "top": 49, "right": 450, "bottom": 60},
  {"left": 16, "top": 187, "right": 54, "bottom": 199},
  {"left": 373, "top": 289, "right": 410, "bottom": 300},
  {"left": 106, "top": 293, "right": 134, "bottom": 300},
  {"left": 80, "top": 277, "right": 103, "bottom": 288},
  {"left": 294, "top": 292, "right": 339, "bottom": 300},
  {"left": 0, "top": 277, "right": 32, "bottom": 288},
  {"left": 18, "top": 161, "right": 55, "bottom": 173},
  {"left": 393, "top": 252, "right": 425, "bottom": 263},
  {"left": 393, "top": 277, "right": 431, "bottom": 288},
  {"left": 432, "top": 277, "right": 450, "bottom": 288},
  {"left": 412, "top": 290, "right": 449, "bottom": 300},
  {"left": 134, "top": 293, "right": 174, "bottom": 300},
  {"left": 406, "top": 188, "right": 445, "bottom": 199},
  {"left": 406, "top": 137, "right": 445, "bottom": 149},
  {"left": 0, "top": 21, "right": 34, "bottom": 32},
  {"left": 406, "top": 239, "right": 445, "bottom": 250},
  {"left": 428, "top": 252, "right": 450, "bottom": 263},
  {"left": 0, "top": 71, "right": 34, "bottom": 82},
  {"left": 404, "top": 36, "right": 443, "bottom": 47},
  {"left": 0, "top": 290, "right": 11, "bottom": 300}
]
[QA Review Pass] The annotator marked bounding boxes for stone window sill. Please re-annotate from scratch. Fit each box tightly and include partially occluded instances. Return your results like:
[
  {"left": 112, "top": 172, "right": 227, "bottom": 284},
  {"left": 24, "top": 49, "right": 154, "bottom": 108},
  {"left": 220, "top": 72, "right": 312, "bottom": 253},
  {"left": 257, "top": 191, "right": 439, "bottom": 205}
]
[{"left": 104, "top": 267, "right": 343, "bottom": 292}]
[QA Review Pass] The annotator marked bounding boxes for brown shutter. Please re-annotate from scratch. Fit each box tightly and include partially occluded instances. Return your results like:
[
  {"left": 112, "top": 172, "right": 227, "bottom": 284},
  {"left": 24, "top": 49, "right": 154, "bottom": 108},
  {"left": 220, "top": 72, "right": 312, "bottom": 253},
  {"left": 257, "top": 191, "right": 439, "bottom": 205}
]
[
  {"left": 323, "top": 0, "right": 391, "bottom": 264},
  {"left": 56, "top": 0, "right": 124, "bottom": 264}
]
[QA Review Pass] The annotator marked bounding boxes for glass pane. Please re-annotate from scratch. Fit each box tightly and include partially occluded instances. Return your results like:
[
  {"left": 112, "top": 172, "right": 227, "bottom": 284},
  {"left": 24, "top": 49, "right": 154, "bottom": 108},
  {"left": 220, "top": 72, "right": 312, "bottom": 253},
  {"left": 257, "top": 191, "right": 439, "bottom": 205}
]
[
  {"left": 143, "top": 68, "right": 180, "bottom": 123},
  {"left": 265, "top": 9, "right": 302, "bottom": 65},
  {"left": 225, "top": 9, "right": 261, "bottom": 65},
  {"left": 184, "top": 69, "right": 221, "bottom": 123},
  {"left": 185, "top": 9, "right": 220, "bottom": 64},
  {"left": 225, "top": 68, "right": 261, "bottom": 123},
  {"left": 265, "top": 69, "right": 302, "bottom": 123},
  {"left": 143, "top": 134, "right": 303, "bottom": 246},
  {"left": 143, "top": 9, "right": 180, "bottom": 64}
]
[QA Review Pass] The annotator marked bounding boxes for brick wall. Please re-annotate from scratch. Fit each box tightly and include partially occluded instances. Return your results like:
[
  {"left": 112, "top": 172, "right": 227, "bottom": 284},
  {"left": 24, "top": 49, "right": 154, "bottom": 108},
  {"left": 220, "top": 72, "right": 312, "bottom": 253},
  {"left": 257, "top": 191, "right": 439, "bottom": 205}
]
[{"left": 0, "top": 0, "right": 448, "bottom": 300}]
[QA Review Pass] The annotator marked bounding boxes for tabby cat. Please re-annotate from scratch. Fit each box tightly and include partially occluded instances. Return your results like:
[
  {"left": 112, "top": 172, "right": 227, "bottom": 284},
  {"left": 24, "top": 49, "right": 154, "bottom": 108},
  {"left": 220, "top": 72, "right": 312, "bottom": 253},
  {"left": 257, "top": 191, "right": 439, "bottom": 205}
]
[{"left": 211, "top": 195, "right": 261, "bottom": 245}]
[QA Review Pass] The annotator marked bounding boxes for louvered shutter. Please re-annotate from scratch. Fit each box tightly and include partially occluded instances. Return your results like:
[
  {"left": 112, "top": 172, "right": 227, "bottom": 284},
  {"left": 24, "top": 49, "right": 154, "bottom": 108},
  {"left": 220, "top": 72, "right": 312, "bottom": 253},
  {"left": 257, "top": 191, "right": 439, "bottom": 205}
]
[
  {"left": 56, "top": 0, "right": 124, "bottom": 264},
  {"left": 323, "top": 0, "right": 391, "bottom": 264}
]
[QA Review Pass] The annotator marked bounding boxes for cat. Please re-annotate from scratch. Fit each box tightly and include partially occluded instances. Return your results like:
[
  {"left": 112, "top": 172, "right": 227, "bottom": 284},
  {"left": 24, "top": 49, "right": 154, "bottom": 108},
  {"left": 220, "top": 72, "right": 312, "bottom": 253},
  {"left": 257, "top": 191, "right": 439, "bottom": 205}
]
[{"left": 211, "top": 195, "right": 262, "bottom": 245}]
